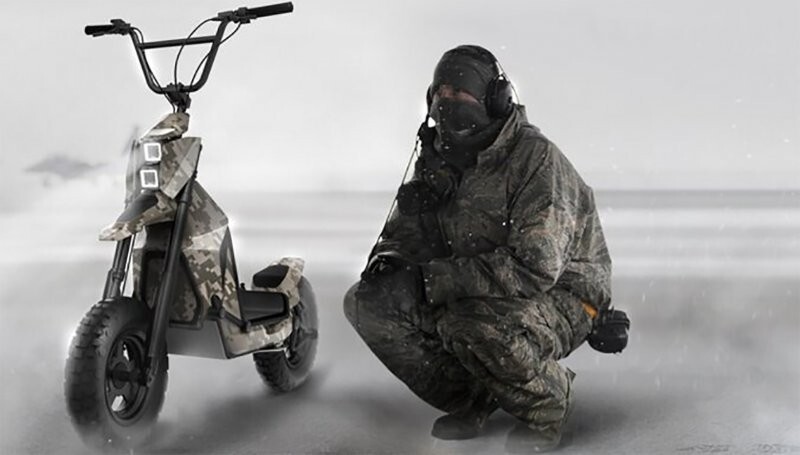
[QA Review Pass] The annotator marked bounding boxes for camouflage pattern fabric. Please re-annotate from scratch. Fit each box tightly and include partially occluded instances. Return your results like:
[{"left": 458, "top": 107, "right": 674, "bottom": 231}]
[
  {"left": 181, "top": 181, "right": 240, "bottom": 320},
  {"left": 99, "top": 191, "right": 176, "bottom": 241},
  {"left": 344, "top": 275, "right": 591, "bottom": 428},
  {"left": 252, "top": 257, "right": 306, "bottom": 310},
  {"left": 160, "top": 137, "right": 201, "bottom": 199},
  {"left": 345, "top": 104, "right": 611, "bottom": 430},
  {"left": 142, "top": 112, "right": 190, "bottom": 142},
  {"left": 182, "top": 182, "right": 302, "bottom": 356},
  {"left": 113, "top": 112, "right": 300, "bottom": 358}
]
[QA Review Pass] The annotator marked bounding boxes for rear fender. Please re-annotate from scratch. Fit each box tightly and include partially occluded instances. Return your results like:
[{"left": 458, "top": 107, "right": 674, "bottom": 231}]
[
  {"left": 218, "top": 257, "right": 305, "bottom": 358},
  {"left": 253, "top": 257, "right": 306, "bottom": 309}
]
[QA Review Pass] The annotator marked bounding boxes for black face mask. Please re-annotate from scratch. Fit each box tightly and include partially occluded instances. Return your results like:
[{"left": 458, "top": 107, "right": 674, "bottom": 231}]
[
  {"left": 429, "top": 98, "right": 503, "bottom": 171},
  {"left": 429, "top": 98, "right": 493, "bottom": 143}
]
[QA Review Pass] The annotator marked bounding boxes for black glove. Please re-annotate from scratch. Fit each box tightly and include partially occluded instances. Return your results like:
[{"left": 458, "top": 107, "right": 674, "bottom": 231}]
[
  {"left": 361, "top": 251, "right": 425, "bottom": 292},
  {"left": 397, "top": 180, "right": 441, "bottom": 215},
  {"left": 363, "top": 251, "right": 417, "bottom": 277},
  {"left": 587, "top": 308, "right": 630, "bottom": 354},
  {"left": 417, "top": 121, "right": 436, "bottom": 147},
  {"left": 396, "top": 162, "right": 461, "bottom": 217}
]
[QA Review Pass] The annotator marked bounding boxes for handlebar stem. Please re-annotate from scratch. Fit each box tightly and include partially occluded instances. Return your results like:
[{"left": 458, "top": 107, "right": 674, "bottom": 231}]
[{"left": 127, "top": 20, "right": 230, "bottom": 100}]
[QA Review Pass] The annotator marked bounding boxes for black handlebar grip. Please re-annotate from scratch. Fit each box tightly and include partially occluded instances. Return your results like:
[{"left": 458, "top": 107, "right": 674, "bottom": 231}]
[
  {"left": 84, "top": 24, "right": 115, "bottom": 36},
  {"left": 247, "top": 2, "right": 293, "bottom": 18}
]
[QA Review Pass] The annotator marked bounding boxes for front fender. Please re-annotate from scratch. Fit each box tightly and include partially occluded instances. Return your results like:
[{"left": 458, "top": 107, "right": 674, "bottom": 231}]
[{"left": 99, "top": 191, "right": 176, "bottom": 241}]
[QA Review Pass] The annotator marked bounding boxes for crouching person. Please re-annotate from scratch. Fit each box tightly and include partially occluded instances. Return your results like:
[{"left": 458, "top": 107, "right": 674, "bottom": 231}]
[{"left": 344, "top": 45, "right": 614, "bottom": 453}]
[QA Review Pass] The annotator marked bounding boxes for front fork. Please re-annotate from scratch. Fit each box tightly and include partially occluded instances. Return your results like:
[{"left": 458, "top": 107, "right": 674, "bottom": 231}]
[
  {"left": 102, "top": 237, "right": 132, "bottom": 300},
  {"left": 101, "top": 174, "right": 196, "bottom": 387},
  {"left": 145, "top": 175, "right": 195, "bottom": 386}
]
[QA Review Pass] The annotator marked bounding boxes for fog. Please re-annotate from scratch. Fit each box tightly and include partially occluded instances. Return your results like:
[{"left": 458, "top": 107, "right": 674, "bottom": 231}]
[
  {"left": 1, "top": 188, "right": 798, "bottom": 454},
  {"left": 0, "top": 0, "right": 799, "bottom": 454}
]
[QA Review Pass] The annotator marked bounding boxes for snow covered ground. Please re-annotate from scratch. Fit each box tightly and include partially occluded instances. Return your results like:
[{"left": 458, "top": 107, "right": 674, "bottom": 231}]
[{"left": 1, "top": 189, "right": 798, "bottom": 454}]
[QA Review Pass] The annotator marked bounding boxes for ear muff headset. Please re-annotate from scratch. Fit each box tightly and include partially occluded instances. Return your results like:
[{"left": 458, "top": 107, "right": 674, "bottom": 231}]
[
  {"left": 426, "top": 76, "right": 513, "bottom": 119},
  {"left": 426, "top": 48, "right": 514, "bottom": 119},
  {"left": 485, "top": 74, "right": 514, "bottom": 118}
]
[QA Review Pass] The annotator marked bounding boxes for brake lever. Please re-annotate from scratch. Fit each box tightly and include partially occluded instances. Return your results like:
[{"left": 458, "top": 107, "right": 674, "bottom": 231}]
[
  {"left": 214, "top": 7, "right": 255, "bottom": 24},
  {"left": 109, "top": 19, "right": 132, "bottom": 35}
]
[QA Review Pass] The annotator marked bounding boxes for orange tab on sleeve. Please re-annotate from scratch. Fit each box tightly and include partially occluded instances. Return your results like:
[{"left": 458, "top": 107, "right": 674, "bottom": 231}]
[{"left": 582, "top": 301, "right": 598, "bottom": 319}]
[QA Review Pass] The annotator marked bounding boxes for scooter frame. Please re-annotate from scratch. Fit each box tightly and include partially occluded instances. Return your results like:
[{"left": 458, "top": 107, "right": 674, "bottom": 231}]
[{"left": 89, "top": 3, "right": 305, "bottom": 388}]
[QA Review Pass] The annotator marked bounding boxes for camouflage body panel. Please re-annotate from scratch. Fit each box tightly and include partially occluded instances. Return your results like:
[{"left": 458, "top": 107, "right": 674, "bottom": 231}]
[
  {"left": 104, "top": 115, "right": 197, "bottom": 241},
  {"left": 114, "top": 112, "right": 300, "bottom": 358},
  {"left": 180, "top": 182, "right": 239, "bottom": 320},
  {"left": 142, "top": 112, "right": 189, "bottom": 142},
  {"left": 129, "top": 222, "right": 201, "bottom": 325},
  {"left": 99, "top": 191, "right": 176, "bottom": 241},
  {"left": 221, "top": 257, "right": 306, "bottom": 356},
  {"left": 252, "top": 257, "right": 305, "bottom": 309},
  {"left": 170, "top": 267, "right": 199, "bottom": 323},
  {"left": 125, "top": 181, "right": 299, "bottom": 357},
  {"left": 159, "top": 137, "right": 201, "bottom": 199},
  {"left": 124, "top": 140, "right": 143, "bottom": 206},
  {"left": 219, "top": 316, "right": 293, "bottom": 358},
  {"left": 122, "top": 115, "right": 202, "bottom": 321}
]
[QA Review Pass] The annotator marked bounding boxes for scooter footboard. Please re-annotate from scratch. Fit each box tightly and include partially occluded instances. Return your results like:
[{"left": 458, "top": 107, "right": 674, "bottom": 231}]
[
  {"left": 213, "top": 257, "right": 306, "bottom": 358},
  {"left": 238, "top": 289, "right": 289, "bottom": 322}
]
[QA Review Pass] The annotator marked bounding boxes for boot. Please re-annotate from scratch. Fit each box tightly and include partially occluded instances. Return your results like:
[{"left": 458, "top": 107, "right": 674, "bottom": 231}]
[
  {"left": 431, "top": 412, "right": 487, "bottom": 440},
  {"left": 430, "top": 392, "right": 497, "bottom": 440},
  {"left": 504, "top": 423, "right": 563, "bottom": 453},
  {"left": 505, "top": 368, "right": 575, "bottom": 452}
]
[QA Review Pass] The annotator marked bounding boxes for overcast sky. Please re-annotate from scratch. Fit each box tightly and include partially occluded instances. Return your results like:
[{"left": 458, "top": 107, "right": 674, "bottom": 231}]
[{"left": 0, "top": 0, "right": 798, "bottom": 208}]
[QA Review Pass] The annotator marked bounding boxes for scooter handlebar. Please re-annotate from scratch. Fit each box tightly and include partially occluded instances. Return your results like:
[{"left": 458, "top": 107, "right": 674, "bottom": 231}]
[
  {"left": 84, "top": 19, "right": 131, "bottom": 37},
  {"left": 85, "top": 24, "right": 115, "bottom": 36},
  {"left": 215, "top": 2, "right": 293, "bottom": 23},
  {"left": 247, "top": 2, "right": 294, "bottom": 18}
]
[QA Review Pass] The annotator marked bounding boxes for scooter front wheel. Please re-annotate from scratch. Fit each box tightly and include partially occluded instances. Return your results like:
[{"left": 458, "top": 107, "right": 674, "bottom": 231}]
[
  {"left": 64, "top": 298, "right": 168, "bottom": 450},
  {"left": 254, "top": 276, "right": 318, "bottom": 392}
]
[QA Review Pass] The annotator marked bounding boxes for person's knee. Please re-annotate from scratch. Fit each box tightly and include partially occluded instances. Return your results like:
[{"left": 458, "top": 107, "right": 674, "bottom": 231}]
[
  {"left": 440, "top": 310, "right": 549, "bottom": 383},
  {"left": 342, "top": 275, "right": 398, "bottom": 334},
  {"left": 342, "top": 282, "right": 361, "bottom": 327}
]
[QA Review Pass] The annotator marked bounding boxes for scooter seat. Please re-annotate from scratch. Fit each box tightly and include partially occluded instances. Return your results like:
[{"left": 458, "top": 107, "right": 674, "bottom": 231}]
[
  {"left": 238, "top": 289, "right": 288, "bottom": 323},
  {"left": 253, "top": 264, "right": 289, "bottom": 289}
]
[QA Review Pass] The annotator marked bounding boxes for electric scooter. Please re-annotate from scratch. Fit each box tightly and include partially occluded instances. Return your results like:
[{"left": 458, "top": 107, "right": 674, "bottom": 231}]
[{"left": 64, "top": 3, "right": 319, "bottom": 450}]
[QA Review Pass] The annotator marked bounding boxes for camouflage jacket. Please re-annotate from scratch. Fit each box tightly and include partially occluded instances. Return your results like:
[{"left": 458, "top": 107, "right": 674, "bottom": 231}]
[{"left": 372, "top": 105, "right": 612, "bottom": 310}]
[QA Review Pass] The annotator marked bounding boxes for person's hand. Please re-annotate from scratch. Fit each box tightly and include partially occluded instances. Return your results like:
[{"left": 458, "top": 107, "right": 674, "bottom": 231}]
[
  {"left": 360, "top": 251, "right": 426, "bottom": 297},
  {"left": 397, "top": 180, "right": 440, "bottom": 215},
  {"left": 363, "top": 251, "right": 416, "bottom": 277},
  {"left": 364, "top": 253, "right": 397, "bottom": 277},
  {"left": 587, "top": 308, "right": 630, "bottom": 354},
  {"left": 417, "top": 121, "right": 436, "bottom": 146}
]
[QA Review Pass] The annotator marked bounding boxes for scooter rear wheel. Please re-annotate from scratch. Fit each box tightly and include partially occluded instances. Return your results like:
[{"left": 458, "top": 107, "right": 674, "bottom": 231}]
[
  {"left": 253, "top": 276, "right": 318, "bottom": 392},
  {"left": 64, "top": 298, "right": 168, "bottom": 450}
]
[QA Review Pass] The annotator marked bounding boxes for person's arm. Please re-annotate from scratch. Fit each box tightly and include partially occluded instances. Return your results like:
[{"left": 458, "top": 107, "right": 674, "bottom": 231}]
[
  {"left": 369, "top": 207, "right": 441, "bottom": 263},
  {"left": 369, "top": 130, "right": 456, "bottom": 264},
  {"left": 557, "top": 190, "right": 613, "bottom": 310},
  {"left": 420, "top": 140, "right": 584, "bottom": 304}
]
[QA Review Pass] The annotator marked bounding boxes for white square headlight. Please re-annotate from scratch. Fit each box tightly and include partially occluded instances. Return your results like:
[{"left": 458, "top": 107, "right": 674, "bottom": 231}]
[
  {"left": 140, "top": 169, "right": 159, "bottom": 189},
  {"left": 143, "top": 142, "right": 162, "bottom": 163}
]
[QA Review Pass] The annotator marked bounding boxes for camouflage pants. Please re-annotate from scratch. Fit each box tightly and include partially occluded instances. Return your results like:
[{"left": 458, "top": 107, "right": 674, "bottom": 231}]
[{"left": 342, "top": 269, "right": 594, "bottom": 429}]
